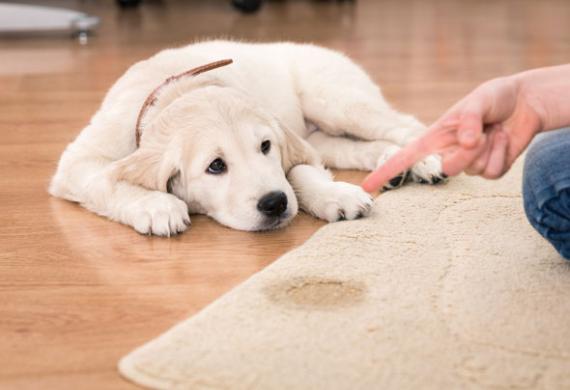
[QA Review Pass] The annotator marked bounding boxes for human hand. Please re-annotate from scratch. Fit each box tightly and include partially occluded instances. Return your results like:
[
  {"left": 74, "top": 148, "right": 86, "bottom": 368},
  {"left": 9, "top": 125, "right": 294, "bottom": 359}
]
[{"left": 362, "top": 75, "right": 543, "bottom": 192}]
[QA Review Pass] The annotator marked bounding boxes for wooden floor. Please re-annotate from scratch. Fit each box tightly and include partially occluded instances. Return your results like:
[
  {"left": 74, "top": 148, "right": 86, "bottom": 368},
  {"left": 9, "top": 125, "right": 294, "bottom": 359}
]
[{"left": 1, "top": 0, "right": 569, "bottom": 388}]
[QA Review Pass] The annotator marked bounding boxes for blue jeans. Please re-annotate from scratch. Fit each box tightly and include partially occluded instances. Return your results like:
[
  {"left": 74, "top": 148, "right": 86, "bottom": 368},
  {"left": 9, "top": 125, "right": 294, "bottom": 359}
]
[{"left": 523, "top": 127, "right": 570, "bottom": 260}]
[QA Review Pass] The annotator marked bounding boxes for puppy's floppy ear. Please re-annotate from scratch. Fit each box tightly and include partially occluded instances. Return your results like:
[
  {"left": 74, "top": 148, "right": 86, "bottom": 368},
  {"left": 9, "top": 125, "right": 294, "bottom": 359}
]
[
  {"left": 278, "top": 123, "right": 321, "bottom": 172},
  {"left": 112, "top": 147, "right": 179, "bottom": 192}
]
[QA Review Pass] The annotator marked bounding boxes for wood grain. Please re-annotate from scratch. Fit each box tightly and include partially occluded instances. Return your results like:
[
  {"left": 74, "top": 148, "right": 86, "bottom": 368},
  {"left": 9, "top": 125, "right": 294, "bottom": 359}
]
[{"left": 1, "top": 0, "right": 569, "bottom": 388}]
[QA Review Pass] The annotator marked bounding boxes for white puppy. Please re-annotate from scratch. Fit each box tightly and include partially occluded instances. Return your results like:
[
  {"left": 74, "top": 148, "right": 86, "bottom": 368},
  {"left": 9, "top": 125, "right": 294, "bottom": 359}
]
[{"left": 49, "top": 40, "right": 444, "bottom": 236}]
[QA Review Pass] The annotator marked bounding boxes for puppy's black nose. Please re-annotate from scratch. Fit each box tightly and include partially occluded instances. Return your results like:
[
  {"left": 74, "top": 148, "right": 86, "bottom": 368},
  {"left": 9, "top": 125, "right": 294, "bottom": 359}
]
[{"left": 257, "top": 191, "right": 288, "bottom": 218}]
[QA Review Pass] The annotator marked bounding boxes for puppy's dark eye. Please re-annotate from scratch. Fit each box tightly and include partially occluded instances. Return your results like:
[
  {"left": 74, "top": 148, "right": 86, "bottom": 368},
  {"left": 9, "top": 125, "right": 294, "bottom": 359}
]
[
  {"left": 261, "top": 140, "right": 271, "bottom": 155},
  {"left": 207, "top": 158, "right": 227, "bottom": 174}
]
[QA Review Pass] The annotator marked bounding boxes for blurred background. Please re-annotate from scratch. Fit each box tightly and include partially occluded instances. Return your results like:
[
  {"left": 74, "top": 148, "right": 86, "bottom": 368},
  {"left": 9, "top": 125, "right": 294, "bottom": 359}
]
[{"left": 2, "top": 0, "right": 569, "bottom": 124}]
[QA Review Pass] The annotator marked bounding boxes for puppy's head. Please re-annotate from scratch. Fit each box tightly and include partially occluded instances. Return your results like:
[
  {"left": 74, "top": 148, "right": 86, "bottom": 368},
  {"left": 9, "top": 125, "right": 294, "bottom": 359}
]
[{"left": 114, "top": 86, "right": 317, "bottom": 231}]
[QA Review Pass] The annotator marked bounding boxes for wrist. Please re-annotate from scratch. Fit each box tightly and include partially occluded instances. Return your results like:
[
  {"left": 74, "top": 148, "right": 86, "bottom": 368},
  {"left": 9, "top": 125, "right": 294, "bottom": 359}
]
[
  {"left": 512, "top": 64, "right": 570, "bottom": 133},
  {"left": 512, "top": 72, "right": 546, "bottom": 135}
]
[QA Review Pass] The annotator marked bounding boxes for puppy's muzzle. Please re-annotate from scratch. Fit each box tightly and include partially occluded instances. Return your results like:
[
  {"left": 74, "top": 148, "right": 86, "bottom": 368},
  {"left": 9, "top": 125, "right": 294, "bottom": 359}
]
[{"left": 257, "top": 191, "right": 288, "bottom": 218}]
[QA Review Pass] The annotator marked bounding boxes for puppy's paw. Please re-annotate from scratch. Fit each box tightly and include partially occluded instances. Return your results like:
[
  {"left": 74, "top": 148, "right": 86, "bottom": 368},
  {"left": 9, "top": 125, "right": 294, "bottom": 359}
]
[
  {"left": 411, "top": 154, "right": 448, "bottom": 185},
  {"left": 314, "top": 182, "right": 374, "bottom": 222},
  {"left": 126, "top": 192, "right": 190, "bottom": 236},
  {"left": 376, "top": 145, "right": 409, "bottom": 191}
]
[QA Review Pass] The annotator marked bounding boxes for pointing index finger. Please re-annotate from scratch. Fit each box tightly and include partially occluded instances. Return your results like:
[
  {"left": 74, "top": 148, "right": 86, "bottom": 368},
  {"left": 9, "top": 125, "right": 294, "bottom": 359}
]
[
  {"left": 361, "top": 138, "right": 428, "bottom": 192},
  {"left": 361, "top": 123, "right": 458, "bottom": 192}
]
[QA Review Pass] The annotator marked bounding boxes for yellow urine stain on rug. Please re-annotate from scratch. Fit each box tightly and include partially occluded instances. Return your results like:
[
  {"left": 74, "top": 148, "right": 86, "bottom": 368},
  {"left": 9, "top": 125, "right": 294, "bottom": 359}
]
[{"left": 264, "top": 278, "right": 366, "bottom": 309}]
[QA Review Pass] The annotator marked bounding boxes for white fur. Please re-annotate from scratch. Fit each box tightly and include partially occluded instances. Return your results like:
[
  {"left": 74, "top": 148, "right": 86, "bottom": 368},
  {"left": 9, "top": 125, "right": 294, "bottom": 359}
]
[{"left": 50, "top": 40, "right": 443, "bottom": 236}]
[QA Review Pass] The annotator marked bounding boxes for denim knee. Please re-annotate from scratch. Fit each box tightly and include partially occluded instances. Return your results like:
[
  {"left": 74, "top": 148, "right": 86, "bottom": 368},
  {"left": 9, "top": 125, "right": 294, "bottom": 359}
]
[{"left": 522, "top": 128, "right": 570, "bottom": 260}]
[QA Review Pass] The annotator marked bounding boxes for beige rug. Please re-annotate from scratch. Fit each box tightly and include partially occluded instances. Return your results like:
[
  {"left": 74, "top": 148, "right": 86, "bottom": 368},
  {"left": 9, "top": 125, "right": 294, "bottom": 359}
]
[{"left": 119, "top": 161, "right": 570, "bottom": 389}]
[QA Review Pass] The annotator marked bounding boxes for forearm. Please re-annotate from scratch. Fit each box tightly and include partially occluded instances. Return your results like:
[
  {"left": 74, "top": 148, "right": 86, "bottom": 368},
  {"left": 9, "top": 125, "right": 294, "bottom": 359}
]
[{"left": 514, "top": 64, "right": 570, "bottom": 132}]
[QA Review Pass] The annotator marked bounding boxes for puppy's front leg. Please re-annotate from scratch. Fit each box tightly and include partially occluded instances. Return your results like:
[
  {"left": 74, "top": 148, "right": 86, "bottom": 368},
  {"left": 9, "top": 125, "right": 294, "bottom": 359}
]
[
  {"left": 287, "top": 165, "right": 373, "bottom": 222},
  {"left": 105, "top": 182, "right": 190, "bottom": 236},
  {"left": 51, "top": 157, "right": 190, "bottom": 236}
]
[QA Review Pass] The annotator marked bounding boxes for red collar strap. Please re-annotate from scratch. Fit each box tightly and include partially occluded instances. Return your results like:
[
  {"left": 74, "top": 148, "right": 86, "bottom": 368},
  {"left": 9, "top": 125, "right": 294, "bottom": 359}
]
[{"left": 134, "top": 59, "right": 233, "bottom": 147}]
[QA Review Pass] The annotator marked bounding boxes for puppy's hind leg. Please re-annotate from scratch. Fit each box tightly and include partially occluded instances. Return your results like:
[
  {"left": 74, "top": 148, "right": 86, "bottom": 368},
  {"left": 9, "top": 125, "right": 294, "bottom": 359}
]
[
  {"left": 302, "top": 90, "right": 445, "bottom": 185},
  {"left": 294, "top": 49, "right": 446, "bottom": 185},
  {"left": 306, "top": 131, "right": 410, "bottom": 190}
]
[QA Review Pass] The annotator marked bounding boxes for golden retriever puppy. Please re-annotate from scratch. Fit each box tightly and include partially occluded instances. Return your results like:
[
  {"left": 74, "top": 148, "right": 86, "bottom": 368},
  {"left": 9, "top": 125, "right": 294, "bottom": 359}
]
[{"left": 50, "top": 40, "right": 444, "bottom": 236}]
